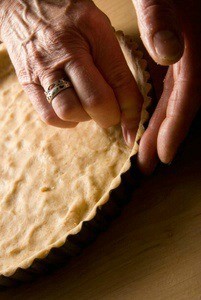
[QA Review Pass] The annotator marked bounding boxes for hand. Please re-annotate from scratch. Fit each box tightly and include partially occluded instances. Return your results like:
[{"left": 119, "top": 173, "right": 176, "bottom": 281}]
[
  {"left": 133, "top": 0, "right": 201, "bottom": 174},
  {"left": 0, "top": 0, "right": 143, "bottom": 147}
]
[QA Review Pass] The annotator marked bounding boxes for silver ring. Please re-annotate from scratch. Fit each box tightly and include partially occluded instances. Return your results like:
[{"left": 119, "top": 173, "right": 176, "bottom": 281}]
[{"left": 44, "top": 78, "right": 72, "bottom": 104}]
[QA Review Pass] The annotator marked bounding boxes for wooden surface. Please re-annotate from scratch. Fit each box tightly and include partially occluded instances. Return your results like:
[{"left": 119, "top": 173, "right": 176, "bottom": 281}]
[{"left": 1, "top": 0, "right": 201, "bottom": 299}]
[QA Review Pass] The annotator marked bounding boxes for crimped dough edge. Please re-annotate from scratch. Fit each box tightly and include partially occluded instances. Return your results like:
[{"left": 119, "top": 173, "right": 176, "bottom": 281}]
[{"left": 0, "top": 31, "right": 151, "bottom": 278}]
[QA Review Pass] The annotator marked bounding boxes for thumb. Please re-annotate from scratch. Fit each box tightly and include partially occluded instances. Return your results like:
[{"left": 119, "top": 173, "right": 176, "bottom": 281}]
[{"left": 132, "top": 0, "right": 184, "bottom": 65}]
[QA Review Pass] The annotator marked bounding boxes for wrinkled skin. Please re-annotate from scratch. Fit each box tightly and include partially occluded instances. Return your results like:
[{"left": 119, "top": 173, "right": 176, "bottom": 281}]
[
  {"left": 0, "top": 0, "right": 143, "bottom": 148},
  {"left": 0, "top": 0, "right": 200, "bottom": 174},
  {"left": 133, "top": 0, "right": 201, "bottom": 173}
]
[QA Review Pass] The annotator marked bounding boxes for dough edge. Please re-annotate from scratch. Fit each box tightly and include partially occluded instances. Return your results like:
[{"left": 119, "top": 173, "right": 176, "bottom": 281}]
[{"left": 0, "top": 31, "right": 151, "bottom": 277}]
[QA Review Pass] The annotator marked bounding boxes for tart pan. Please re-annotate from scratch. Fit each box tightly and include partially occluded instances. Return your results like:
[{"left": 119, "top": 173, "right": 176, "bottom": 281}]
[{"left": 0, "top": 31, "right": 153, "bottom": 287}]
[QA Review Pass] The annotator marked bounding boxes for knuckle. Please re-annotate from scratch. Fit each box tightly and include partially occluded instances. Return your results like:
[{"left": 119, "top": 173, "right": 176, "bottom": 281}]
[
  {"left": 84, "top": 94, "right": 104, "bottom": 111},
  {"left": 21, "top": 82, "right": 33, "bottom": 93},
  {"left": 37, "top": 25, "right": 69, "bottom": 56},
  {"left": 37, "top": 69, "right": 57, "bottom": 89},
  {"left": 49, "top": 30, "right": 66, "bottom": 48},
  {"left": 16, "top": 50, "right": 44, "bottom": 85},
  {"left": 43, "top": 23, "right": 66, "bottom": 44},
  {"left": 74, "top": 4, "right": 109, "bottom": 32},
  {"left": 56, "top": 102, "right": 77, "bottom": 121},
  {"left": 17, "top": 69, "right": 38, "bottom": 86},
  {"left": 74, "top": 4, "right": 96, "bottom": 25},
  {"left": 99, "top": 11, "right": 112, "bottom": 26},
  {"left": 139, "top": 0, "right": 176, "bottom": 31},
  {"left": 110, "top": 66, "right": 134, "bottom": 90},
  {"left": 84, "top": 93, "right": 120, "bottom": 128},
  {"left": 21, "top": 83, "right": 41, "bottom": 99},
  {"left": 142, "top": 0, "right": 172, "bottom": 13}
]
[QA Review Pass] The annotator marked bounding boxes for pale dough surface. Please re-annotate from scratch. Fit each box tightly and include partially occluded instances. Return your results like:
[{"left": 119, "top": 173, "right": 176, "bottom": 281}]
[{"left": 0, "top": 33, "right": 150, "bottom": 277}]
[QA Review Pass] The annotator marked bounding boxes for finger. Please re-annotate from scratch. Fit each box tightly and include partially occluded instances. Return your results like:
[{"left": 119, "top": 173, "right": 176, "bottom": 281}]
[
  {"left": 22, "top": 82, "right": 77, "bottom": 128},
  {"left": 65, "top": 55, "right": 121, "bottom": 129},
  {"left": 137, "top": 67, "right": 173, "bottom": 174},
  {"left": 94, "top": 30, "right": 143, "bottom": 148},
  {"left": 133, "top": 0, "right": 184, "bottom": 65},
  {"left": 39, "top": 69, "right": 90, "bottom": 123},
  {"left": 157, "top": 66, "right": 201, "bottom": 163}
]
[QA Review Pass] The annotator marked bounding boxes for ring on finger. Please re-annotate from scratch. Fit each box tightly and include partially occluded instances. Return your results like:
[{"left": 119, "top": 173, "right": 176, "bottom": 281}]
[{"left": 44, "top": 78, "right": 72, "bottom": 104}]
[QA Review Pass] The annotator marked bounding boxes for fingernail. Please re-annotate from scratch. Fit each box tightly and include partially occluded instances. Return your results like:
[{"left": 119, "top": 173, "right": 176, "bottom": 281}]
[
  {"left": 122, "top": 127, "right": 136, "bottom": 149},
  {"left": 153, "top": 30, "right": 182, "bottom": 61}
]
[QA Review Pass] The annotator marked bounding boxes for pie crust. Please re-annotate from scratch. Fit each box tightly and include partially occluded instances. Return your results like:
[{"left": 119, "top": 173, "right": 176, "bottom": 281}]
[{"left": 0, "top": 31, "right": 151, "bottom": 284}]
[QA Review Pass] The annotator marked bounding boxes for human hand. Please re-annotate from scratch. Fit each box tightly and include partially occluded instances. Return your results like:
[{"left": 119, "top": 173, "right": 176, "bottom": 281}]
[
  {"left": 133, "top": 0, "right": 201, "bottom": 174},
  {"left": 0, "top": 0, "right": 143, "bottom": 147}
]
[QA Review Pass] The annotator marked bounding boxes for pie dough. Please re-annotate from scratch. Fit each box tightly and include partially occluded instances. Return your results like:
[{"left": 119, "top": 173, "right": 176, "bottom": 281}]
[{"left": 0, "top": 32, "right": 151, "bottom": 277}]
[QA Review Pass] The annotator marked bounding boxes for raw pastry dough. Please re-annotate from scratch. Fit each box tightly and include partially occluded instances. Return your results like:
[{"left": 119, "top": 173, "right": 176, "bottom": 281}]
[{"left": 0, "top": 32, "right": 150, "bottom": 277}]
